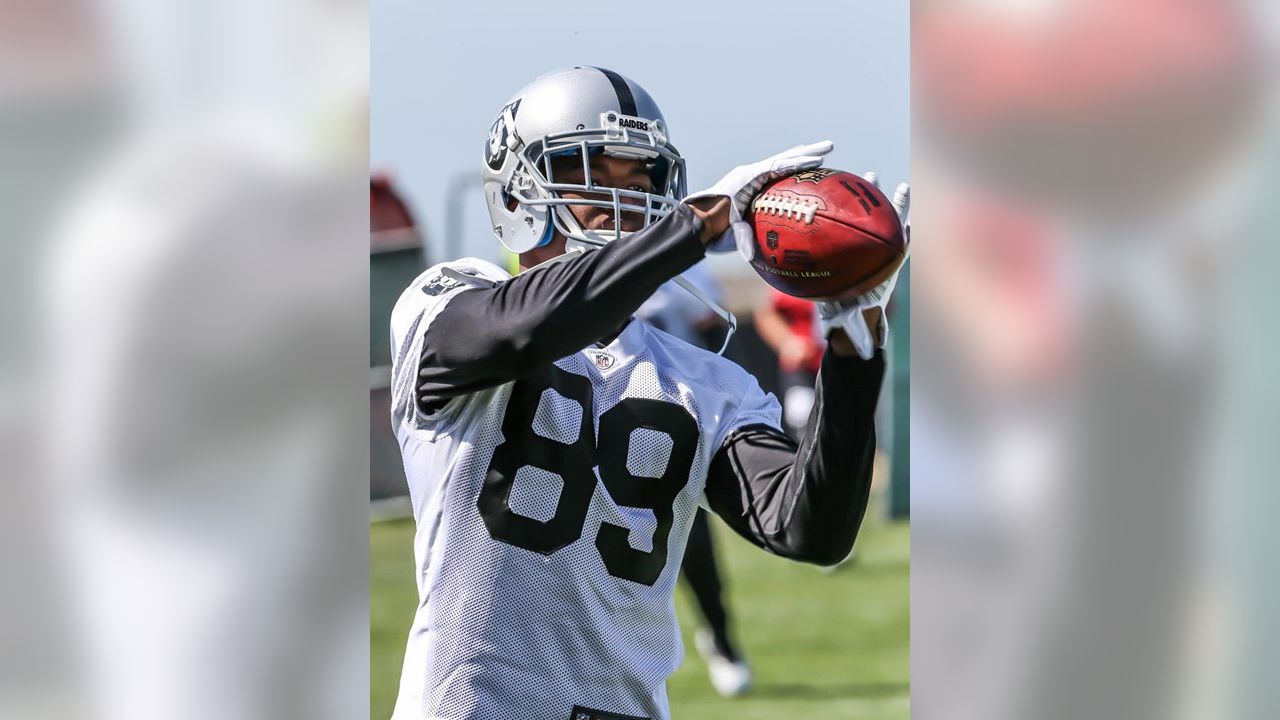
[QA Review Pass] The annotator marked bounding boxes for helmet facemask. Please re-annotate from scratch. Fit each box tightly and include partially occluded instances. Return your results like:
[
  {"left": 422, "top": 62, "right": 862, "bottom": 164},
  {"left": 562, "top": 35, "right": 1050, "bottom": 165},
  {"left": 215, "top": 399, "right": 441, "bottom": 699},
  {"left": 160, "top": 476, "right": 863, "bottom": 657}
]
[{"left": 506, "top": 114, "right": 687, "bottom": 253}]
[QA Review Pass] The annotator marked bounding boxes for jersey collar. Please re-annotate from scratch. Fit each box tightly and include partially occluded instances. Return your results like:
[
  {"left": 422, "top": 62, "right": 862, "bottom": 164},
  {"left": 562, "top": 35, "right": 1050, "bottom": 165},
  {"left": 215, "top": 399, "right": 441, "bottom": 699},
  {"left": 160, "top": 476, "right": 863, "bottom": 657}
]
[{"left": 583, "top": 318, "right": 647, "bottom": 373}]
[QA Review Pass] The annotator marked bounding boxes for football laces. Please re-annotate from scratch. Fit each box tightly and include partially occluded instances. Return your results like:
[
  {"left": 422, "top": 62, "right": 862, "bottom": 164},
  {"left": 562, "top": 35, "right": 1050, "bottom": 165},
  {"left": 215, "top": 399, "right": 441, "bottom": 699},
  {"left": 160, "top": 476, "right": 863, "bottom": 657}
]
[{"left": 751, "top": 193, "right": 818, "bottom": 224}]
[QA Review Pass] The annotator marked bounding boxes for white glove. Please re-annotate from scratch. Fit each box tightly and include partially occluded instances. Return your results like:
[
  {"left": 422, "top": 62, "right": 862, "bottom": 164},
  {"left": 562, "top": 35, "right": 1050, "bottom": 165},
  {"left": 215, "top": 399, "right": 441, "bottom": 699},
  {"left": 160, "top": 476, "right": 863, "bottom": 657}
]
[
  {"left": 685, "top": 141, "right": 834, "bottom": 259},
  {"left": 818, "top": 175, "right": 910, "bottom": 360}
]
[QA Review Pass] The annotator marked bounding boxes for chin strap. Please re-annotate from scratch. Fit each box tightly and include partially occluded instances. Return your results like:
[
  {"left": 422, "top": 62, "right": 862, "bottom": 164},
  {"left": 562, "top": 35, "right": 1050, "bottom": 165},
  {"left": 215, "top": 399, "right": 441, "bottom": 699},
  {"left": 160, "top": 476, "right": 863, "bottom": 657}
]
[{"left": 671, "top": 274, "right": 737, "bottom": 356}]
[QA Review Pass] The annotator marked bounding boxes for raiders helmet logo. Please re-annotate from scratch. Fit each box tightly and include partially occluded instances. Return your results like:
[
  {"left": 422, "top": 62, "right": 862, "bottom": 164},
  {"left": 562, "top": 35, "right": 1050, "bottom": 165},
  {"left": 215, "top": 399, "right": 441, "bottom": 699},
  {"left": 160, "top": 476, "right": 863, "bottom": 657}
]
[
  {"left": 485, "top": 98, "right": 521, "bottom": 171},
  {"left": 791, "top": 168, "right": 838, "bottom": 184}
]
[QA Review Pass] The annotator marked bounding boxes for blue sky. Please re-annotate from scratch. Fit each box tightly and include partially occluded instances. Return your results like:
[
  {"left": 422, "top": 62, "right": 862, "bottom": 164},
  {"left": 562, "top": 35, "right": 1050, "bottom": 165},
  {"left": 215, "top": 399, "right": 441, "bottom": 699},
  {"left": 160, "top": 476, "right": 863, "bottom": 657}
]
[{"left": 372, "top": 0, "right": 909, "bottom": 263}]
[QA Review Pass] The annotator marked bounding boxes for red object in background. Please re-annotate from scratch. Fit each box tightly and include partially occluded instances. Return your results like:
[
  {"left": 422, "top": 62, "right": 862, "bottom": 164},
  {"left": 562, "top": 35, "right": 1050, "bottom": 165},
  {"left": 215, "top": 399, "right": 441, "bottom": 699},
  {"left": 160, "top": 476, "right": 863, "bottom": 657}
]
[
  {"left": 770, "top": 288, "right": 824, "bottom": 375},
  {"left": 370, "top": 173, "right": 422, "bottom": 252},
  {"left": 749, "top": 169, "right": 905, "bottom": 301}
]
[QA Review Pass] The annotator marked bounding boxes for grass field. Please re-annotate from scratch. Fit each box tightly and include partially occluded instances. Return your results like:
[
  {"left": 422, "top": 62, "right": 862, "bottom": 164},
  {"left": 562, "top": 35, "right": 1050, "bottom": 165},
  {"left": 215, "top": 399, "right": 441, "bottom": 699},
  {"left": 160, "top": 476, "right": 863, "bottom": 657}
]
[{"left": 371, "top": 501, "right": 909, "bottom": 719}]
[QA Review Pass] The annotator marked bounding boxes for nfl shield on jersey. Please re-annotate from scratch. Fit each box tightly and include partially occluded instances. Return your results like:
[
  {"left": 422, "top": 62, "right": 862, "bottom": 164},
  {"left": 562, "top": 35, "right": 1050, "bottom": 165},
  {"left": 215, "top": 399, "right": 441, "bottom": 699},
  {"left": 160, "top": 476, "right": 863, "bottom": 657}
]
[{"left": 389, "top": 260, "right": 781, "bottom": 720}]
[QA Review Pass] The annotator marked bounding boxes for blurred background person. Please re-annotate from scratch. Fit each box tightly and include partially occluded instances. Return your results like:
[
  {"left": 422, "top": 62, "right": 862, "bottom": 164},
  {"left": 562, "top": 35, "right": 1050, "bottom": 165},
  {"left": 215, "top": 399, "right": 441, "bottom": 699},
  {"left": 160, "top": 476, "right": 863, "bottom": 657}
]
[
  {"left": 635, "top": 262, "right": 726, "bottom": 349},
  {"left": 753, "top": 288, "right": 824, "bottom": 440}
]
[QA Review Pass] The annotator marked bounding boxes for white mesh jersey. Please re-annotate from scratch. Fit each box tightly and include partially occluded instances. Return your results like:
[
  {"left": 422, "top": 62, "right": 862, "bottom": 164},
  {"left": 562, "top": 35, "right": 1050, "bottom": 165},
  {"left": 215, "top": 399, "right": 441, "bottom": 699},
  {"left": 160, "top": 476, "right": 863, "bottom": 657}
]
[{"left": 388, "top": 259, "right": 781, "bottom": 720}]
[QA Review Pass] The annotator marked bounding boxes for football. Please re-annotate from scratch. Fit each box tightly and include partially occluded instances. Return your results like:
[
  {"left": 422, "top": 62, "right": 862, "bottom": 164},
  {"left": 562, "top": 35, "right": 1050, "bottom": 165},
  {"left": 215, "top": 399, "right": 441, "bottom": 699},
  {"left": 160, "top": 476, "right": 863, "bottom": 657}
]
[{"left": 747, "top": 168, "right": 905, "bottom": 300}]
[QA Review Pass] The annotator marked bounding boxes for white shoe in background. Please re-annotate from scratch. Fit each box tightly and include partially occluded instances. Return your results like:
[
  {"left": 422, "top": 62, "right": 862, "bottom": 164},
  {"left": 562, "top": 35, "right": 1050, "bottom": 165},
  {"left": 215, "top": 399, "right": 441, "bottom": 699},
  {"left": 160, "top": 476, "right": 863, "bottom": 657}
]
[{"left": 694, "top": 629, "right": 752, "bottom": 698}]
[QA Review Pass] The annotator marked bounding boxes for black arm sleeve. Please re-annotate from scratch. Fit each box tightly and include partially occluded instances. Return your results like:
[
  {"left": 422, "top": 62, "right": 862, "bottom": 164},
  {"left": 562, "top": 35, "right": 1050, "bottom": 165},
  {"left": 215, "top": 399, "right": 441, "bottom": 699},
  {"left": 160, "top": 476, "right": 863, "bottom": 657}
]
[
  {"left": 417, "top": 204, "right": 706, "bottom": 408},
  {"left": 705, "top": 349, "right": 886, "bottom": 566}
]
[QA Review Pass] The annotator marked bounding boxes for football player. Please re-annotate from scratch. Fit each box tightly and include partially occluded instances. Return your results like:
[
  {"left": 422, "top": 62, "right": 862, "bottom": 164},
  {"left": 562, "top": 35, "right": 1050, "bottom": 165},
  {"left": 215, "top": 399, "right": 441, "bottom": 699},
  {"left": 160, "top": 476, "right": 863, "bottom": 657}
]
[{"left": 389, "top": 67, "right": 905, "bottom": 720}]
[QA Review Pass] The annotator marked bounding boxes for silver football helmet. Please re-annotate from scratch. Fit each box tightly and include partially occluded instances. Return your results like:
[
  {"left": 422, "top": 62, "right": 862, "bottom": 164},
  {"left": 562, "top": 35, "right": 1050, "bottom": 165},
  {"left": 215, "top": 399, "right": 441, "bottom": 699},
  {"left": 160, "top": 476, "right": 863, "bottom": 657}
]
[{"left": 482, "top": 67, "right": 688, "bottom": 254}]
